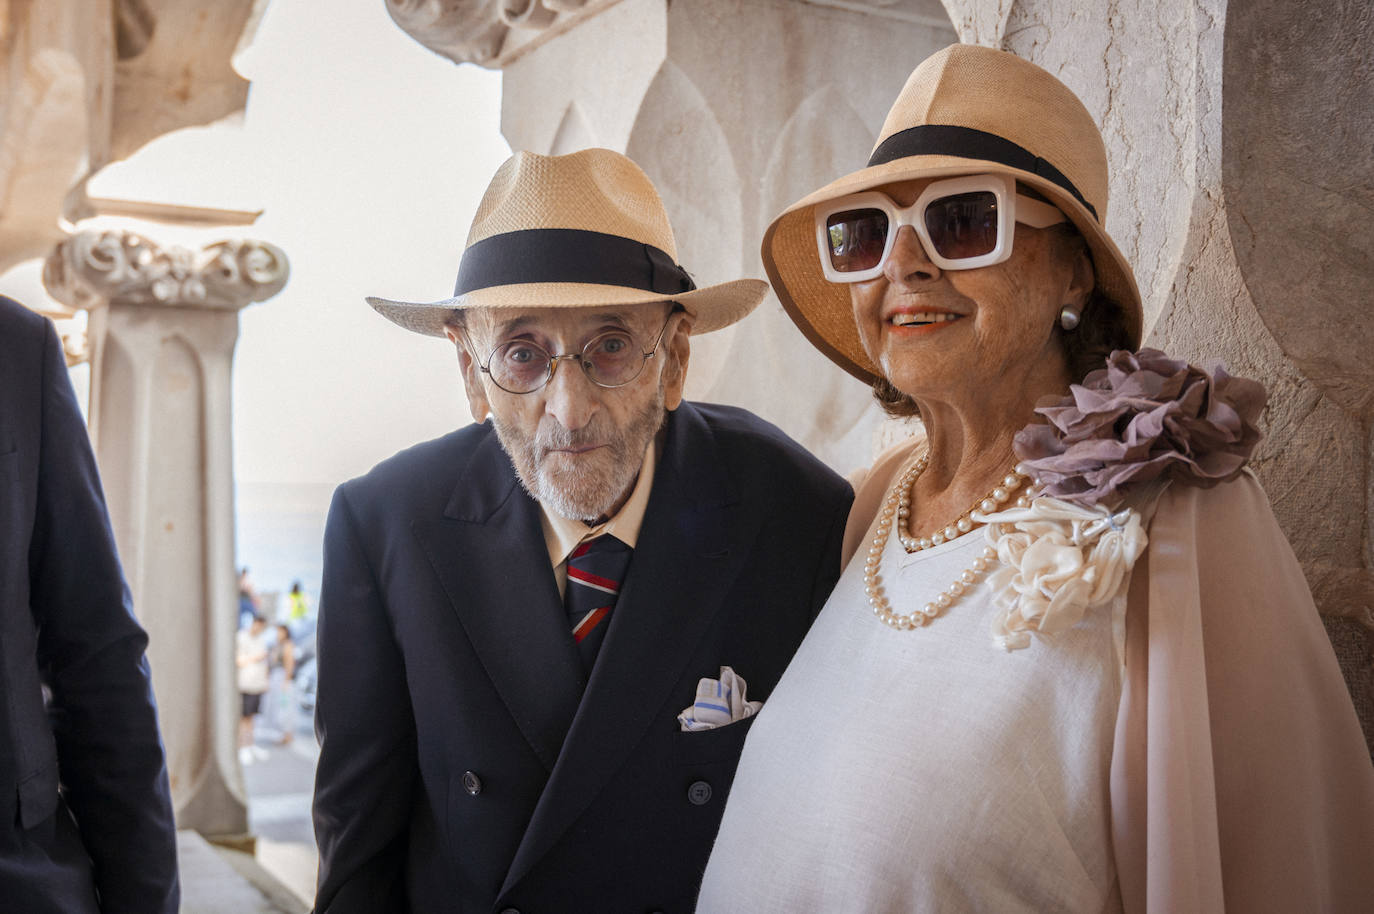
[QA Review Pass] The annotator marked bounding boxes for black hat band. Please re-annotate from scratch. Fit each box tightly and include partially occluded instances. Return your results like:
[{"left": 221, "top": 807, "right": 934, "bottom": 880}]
[
  {"left": 867, "top": 124, "right": 1098, "bottom": 221},
  {"left": 453, "top": 228, "right": 697, "bottom": 297}
]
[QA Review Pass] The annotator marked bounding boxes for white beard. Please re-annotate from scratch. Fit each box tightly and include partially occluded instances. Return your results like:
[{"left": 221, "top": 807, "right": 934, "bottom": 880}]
[{"left": 491, "top": 385, "right": 666, "bottom": 522}]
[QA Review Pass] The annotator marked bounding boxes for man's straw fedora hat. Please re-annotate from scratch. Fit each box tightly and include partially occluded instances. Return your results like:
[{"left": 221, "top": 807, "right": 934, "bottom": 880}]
[
  {"left": 369, "top": 148, "right": 766, "bottom": 337},
  {"left": 762, "top": 43, "right": 1143, "bottom": 386}
]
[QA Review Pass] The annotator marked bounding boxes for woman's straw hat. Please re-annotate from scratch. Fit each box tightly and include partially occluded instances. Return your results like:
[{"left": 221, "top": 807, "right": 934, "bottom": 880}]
[
  {"left": 369, "top": 148, "right": 767, "bottom": 337},
  {"left": 762, "top": 44, "right": 1143, "bottom": 385}
]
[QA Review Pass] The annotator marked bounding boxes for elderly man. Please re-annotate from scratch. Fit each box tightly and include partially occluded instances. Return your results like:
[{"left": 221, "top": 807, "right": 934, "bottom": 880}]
[
  {"left": 0, "top": 296, "right": 179, "bottom": 913},
  {"left": 311, "top": 149, "right": 852, "bottom": 913}
]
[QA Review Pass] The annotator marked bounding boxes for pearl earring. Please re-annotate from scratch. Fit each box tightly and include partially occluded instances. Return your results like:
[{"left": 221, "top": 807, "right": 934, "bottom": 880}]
[{"left": 1058, "top": 305, "right": 1081, "bottom": 331}]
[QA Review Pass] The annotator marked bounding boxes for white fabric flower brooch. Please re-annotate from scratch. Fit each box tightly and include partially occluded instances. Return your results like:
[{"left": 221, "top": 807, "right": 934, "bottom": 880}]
[{"left": 975, "top": 497, "right": 1147, "bottom": 650}]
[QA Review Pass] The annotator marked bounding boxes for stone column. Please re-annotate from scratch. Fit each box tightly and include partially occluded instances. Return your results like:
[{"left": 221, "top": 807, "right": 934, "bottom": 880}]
[{"left": 43, "top": 228, "right": 289, "bottom": 838}]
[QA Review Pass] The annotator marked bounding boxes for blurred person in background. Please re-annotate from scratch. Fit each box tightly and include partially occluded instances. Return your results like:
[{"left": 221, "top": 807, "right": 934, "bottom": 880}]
[
  {"left": 269, "top": 623, "right": 298, "bottom": 746},
  {"left": 237, "top": 566, "right": 260, "bottom": 629},
  {"left": 236, "top": 614, "right": 270, "bottom": 765},
  {"left": 288, "top": 580, "right": 310, "bottom": 622}
]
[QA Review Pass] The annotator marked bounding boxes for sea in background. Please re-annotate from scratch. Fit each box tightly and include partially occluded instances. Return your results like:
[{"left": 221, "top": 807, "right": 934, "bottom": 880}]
[{"left": 235, "top": 480, "right": 335, "bottom": 618}]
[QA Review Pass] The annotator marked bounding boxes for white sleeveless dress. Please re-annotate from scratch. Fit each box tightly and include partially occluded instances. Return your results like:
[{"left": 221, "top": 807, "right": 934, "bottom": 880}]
[{"left": 697, "top": 511, "right": 1126, "bottom": 913}]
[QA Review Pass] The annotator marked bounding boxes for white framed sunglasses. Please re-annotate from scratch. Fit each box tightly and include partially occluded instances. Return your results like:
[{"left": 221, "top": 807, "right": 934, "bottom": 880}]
[{"left": 814, "top": 174, "right": 1067, "bottom": 282}]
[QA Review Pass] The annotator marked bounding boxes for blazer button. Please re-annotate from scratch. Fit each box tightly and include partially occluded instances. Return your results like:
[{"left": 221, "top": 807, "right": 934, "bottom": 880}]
[
  {"left": 686, "top": 780, "right": 712, "bottom": 806},
  {"left": 462, "top": 770, "right": 482, "bottom": 796},
  {"left": 498, "top": 908, "right": 520, "bottom": 914}
]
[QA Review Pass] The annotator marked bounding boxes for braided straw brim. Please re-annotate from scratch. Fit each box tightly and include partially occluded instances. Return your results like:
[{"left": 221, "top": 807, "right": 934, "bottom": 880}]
[
  {"left": 366, "top": 278, "right": 767, "bottom": 337},
  {"left": 369, "top": 148, "right": 765, "bottom": 337},
  {"left": 763, "top": 45, "right": 1143, "bottom": 386}
]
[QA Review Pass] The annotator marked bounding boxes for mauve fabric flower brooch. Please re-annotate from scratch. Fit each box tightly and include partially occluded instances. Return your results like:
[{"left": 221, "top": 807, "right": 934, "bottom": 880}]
[
  {"left": 1014, "top": 348, "right": 1267, "bottom": 506},
  {"left": 975, "top": 349, "right": 1266, "bottom": 650}
]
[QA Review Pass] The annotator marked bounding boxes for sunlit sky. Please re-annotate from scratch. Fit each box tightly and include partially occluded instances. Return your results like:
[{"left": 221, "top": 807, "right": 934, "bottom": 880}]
[{"left": 91, "top": 0, "right": 512, "bottom": 487}]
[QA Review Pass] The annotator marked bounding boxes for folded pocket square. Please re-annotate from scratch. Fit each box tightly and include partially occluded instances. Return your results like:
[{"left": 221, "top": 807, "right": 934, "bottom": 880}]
[{"left": 678, "top": 666, "right": 762, "bottom": 732}]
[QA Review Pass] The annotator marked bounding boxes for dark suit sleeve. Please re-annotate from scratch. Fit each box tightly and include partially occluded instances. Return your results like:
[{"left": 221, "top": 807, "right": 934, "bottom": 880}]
[
  {"left": 313, "top": 485, "right": 417, "bottom": 914},
  {"left": 27, "top": 317, "right": 180, "bottom": 914},
  {"left": 806, "top": 483, "right": 852, "bottom": 621}
]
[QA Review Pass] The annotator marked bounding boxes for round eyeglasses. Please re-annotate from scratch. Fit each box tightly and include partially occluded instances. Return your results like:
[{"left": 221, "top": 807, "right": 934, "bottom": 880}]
[{"left": 468, "top": 310, "right": 678, "bottom": 395}]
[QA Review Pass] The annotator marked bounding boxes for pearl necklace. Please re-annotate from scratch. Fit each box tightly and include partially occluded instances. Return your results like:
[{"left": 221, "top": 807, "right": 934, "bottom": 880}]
[
  {"left": 896, "top": 459, "right": 1031, "bottom": 552},
  {"left": 864, "top": 452, "right": 1031, "bottom": 631}
]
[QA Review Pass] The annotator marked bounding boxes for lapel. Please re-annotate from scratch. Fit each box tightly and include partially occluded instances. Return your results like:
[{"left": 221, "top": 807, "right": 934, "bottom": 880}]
[
  {"left": 410, "top": 426, "right": 584, "bottom": 773},
  {"left": 501, "top": 403, "right": 763, "bottom": 895}
]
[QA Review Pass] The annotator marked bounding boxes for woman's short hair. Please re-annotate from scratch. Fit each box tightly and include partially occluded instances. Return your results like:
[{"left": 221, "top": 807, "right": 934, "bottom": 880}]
[{"left": 1060, "top": 286, "right": 1136, "bottom": 385}]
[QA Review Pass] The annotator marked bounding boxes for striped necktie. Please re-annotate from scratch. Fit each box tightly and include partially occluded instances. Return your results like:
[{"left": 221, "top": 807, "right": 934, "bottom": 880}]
[{"left": 564, "top": 534, "right": 631, "bottom": 672}]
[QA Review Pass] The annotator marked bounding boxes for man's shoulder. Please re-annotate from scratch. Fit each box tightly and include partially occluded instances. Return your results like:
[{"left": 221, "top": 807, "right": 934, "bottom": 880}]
[
  {"left": 337, "top": 421, "right": 497, "bottom": 505},
  {"left": 0, "top": 296, "right": 50, "bottom": 380},
  {"left": 678, "top": 401, "right": 849, "bottom": 493},
  {"left": 0, "top": 295, "right": 45, "bottom": 335},
  {"left": 684, "top": 401, "right": 824, "bottom": 460}
]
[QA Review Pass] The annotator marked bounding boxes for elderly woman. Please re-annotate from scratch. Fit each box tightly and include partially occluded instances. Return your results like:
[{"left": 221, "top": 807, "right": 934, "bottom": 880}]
[{"left": 696, "top": 45, "right": 1374, "bottom": 913}]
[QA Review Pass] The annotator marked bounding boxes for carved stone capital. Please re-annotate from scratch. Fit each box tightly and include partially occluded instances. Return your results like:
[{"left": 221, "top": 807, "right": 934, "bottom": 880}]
[
  {"left": 800, "top": 0, "right": 954, "bottom": 27},
  {"left": 386, "top": 0, "right": 610, "bottom": 68},
  {"left": 42, "top": 230, "right": 289, "bottom": 312}
]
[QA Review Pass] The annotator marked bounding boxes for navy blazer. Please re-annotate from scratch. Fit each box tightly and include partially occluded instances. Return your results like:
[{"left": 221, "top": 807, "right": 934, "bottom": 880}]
[
  {"left": 0, "top": 297, "right": 179, "bottom": 913},
  {"left": 313, "top": 401, "right": 851, "bottom": 913}
]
